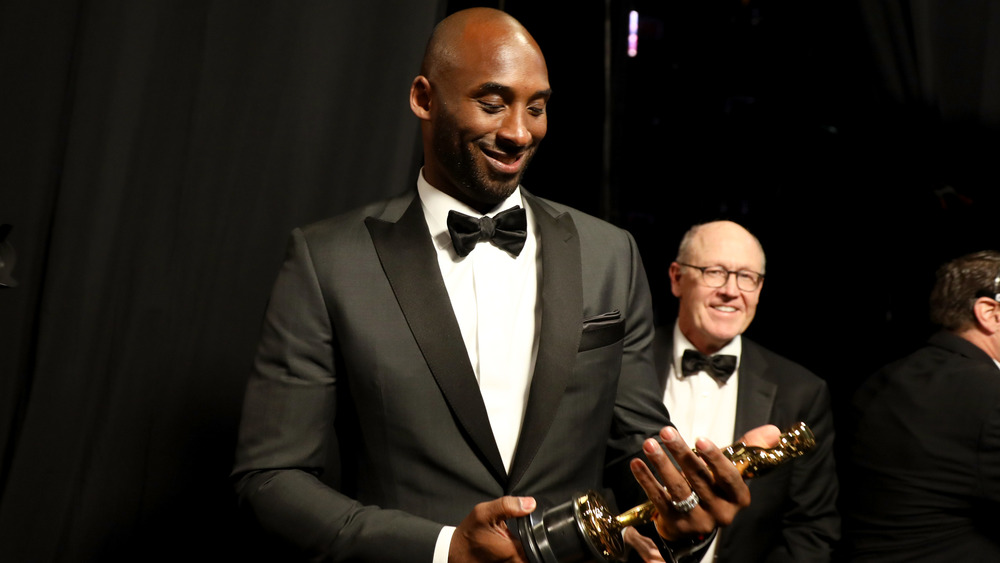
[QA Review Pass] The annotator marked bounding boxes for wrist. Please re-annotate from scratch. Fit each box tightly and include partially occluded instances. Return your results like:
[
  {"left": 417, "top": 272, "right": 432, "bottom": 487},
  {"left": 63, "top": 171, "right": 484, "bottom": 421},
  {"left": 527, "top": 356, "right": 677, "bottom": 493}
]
[{"left": 661, "top": 529, "right": 716, "bottom": 562}]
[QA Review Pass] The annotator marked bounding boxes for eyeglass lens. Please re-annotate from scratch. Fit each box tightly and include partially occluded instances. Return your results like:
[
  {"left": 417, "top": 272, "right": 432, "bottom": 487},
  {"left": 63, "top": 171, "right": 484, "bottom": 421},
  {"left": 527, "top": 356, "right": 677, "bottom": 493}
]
[{"left": 702, "top": 268, "right": 759, "bottom": 291}]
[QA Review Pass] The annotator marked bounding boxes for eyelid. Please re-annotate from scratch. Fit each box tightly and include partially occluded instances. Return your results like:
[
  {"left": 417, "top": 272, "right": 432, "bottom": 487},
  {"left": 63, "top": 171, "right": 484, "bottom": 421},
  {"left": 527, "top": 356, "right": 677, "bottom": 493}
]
[{"left": 477, "top": 99, "right": 505, "bottom": 111}]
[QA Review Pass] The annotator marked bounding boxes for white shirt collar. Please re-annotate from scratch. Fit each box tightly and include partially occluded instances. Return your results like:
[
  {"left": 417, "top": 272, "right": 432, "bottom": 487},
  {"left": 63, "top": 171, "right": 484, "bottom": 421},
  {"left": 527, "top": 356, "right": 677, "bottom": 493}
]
[
  {"left": 672, "top": 321, "right": 742, "bottom": 380},
  {"left": 416, "top": 168, "right": 527, "bottom": 253}
]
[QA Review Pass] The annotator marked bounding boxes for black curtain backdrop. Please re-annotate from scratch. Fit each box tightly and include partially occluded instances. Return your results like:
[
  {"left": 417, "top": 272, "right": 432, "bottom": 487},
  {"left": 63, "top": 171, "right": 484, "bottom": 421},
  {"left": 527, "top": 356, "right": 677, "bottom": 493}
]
[
  {"left": 0, "top": 1, "right": 444, "bottom": 560},
  {"left": 1, "top": 1, "right": 999, "bottom": 561},
  {"left": 611, "top": 0, "right": 1000, "bottom": 430},
  {"left": 609, "top": 4, "right": 1000, "bottom": 551}
]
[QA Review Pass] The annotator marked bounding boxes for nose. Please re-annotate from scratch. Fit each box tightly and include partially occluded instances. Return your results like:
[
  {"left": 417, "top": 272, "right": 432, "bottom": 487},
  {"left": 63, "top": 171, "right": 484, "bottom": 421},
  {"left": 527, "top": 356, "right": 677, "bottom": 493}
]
[
  {"left": 496, "top": 109, "right": 532, "bottom": 148},
  {"left": 719, "top": 273, "right": 740, "bottom": 295}
]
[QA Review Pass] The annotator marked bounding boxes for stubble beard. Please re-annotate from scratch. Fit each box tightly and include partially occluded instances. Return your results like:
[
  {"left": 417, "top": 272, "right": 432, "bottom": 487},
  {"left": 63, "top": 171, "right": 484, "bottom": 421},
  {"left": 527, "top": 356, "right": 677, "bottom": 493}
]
[{"left": 431, "top": 112, "right": 535, "bottom": 208}]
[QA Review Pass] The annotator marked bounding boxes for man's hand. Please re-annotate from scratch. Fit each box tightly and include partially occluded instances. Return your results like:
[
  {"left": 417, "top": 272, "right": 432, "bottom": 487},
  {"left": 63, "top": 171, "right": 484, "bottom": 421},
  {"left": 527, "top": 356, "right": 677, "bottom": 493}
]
[
  {"left": 623, "top": 526, "right": 667, "bottom": 563},
  {"left": 629, "top": 425, "right": 780, "bottom": 541},
  {"left": 449, "top": 496, "right": 536, "bottom": 563},
  {"left": 739, "top": 425, "right": 781, "bottom": 452}
]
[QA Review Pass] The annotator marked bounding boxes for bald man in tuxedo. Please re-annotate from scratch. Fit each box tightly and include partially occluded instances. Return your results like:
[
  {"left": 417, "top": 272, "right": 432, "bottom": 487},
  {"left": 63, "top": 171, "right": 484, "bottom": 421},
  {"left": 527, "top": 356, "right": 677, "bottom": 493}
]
[
  {"left": 651, "top": 221, "right": 839, "bottom": 562},
  {"left": 232, "top": 10, "right": 764, "bottom": 563}
]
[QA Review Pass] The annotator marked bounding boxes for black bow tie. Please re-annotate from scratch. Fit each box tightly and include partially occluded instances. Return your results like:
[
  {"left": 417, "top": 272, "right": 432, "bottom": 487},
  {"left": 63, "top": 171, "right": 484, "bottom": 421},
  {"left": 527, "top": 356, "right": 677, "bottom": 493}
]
[
  {"left": 447, "top": 206, "right": 527, "bottom": 258},
  {"left": 681, "top": 349, "right": 737, "bottom": 382}
]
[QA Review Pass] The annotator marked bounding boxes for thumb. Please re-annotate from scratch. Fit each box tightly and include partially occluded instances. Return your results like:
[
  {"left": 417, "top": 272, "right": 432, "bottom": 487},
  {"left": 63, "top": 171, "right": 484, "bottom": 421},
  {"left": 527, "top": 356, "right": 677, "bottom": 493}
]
[
  {"left": 740, "top": 424, "right": 780, "bottom": 449},
  {"left": 623, "top": 526, "right": 667, "bottom": 563},
  {"left": 492, "top": 496, "right": 536, "bottom": 520}
]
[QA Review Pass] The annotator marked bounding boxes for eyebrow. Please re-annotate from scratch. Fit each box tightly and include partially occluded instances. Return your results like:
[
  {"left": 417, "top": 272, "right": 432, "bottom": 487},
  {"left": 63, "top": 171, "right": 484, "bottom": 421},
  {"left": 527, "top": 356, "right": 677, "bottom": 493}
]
[{"left": 476, "top": 82, "right": 552, "bottom": 100}]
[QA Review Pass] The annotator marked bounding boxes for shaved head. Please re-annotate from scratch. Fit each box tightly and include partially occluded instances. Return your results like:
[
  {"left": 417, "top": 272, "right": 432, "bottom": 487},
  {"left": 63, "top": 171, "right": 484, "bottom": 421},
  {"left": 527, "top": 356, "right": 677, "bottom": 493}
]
[
  {"left": 409, "top": 8, "right": 550, "bottom": 213},
  {"left": 420, "top": 8, "right": 539, "bottom": 80}
]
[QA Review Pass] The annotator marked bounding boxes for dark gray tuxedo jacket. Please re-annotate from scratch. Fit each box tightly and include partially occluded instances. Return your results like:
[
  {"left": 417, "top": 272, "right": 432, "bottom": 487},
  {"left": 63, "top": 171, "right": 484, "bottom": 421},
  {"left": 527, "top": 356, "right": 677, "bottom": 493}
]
[
  {"left": 652, "top": 331, "right": 840, "bottom": 563},
  {"left": 843, "top": 331, "right": 1000, "bottom": 562},
  {"left": 232, "top": 190, "right": 671, "bottom": 562}
]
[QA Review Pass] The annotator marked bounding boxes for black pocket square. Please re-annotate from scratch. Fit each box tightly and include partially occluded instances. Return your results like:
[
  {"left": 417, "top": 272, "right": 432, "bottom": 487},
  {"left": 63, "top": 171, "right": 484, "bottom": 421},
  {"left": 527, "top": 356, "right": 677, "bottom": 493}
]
[{"left": 580, "top": 310, "right": 624, "bottom": 351}]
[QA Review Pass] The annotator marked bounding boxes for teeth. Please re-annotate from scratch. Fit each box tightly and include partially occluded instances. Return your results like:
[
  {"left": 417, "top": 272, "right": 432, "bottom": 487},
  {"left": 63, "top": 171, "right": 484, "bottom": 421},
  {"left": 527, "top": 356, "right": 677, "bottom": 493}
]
[
  {"left": 484, "top": 148, "right": 519, "bottom": 164},
  {"left": 714, "top": 306, "right": 737, "bottom": 312}
]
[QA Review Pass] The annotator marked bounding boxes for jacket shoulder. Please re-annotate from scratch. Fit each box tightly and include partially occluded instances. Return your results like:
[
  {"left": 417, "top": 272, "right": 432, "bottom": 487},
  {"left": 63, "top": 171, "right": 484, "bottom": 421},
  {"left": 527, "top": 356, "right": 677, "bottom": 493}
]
[
  {"left": 530, "top": 194, "right": 622, "bottom": 234},
  {"left": 742, "top": 337, "right": 827, "bottom": 389},
  {"left": 296, "top": 192, "right": 415, "bottom": 245}
]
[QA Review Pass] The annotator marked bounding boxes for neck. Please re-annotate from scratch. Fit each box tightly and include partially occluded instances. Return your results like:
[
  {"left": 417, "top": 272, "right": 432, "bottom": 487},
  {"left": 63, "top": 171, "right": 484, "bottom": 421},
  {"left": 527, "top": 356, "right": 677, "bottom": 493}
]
[
  {"left": 681, "top": 328, "right": 731, "bottom": 356},
  {"left": 956, "top": 327, "right": 1000, "bottom": 362}
]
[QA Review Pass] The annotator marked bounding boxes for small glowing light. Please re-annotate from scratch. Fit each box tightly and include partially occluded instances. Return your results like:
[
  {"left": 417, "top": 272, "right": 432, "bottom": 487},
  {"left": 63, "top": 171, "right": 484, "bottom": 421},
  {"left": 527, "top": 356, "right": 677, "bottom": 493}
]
[{"left": 627, "top": 11, "right": 639, "bottom": 58}]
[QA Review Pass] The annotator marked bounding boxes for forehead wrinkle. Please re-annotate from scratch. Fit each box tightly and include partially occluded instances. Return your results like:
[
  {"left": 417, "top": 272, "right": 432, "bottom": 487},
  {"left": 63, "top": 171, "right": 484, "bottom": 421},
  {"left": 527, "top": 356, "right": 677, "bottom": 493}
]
[
  {"left": 692, "top": 243, "right": 764, "bottom": 274},
  {"left": 687, "top": 223, "right": 765, "bottom": 273}
]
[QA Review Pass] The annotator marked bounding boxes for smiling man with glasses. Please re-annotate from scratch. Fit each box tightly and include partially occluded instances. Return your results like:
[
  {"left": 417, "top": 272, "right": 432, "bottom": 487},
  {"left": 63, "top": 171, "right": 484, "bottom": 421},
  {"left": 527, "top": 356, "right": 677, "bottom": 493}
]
[{"left": 646, "top": 220, "right": 840, "bottom": 563}]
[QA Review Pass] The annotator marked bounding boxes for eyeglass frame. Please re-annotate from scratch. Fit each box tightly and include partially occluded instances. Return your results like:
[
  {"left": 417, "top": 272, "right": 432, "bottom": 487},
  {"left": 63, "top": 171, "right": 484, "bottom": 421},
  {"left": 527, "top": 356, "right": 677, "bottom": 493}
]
[
  {"left": 975, "top": 267, "right": 1000, "bottom": 302},
  {"left": 675, "top": 262, "right": 765, "bottom": 292}
]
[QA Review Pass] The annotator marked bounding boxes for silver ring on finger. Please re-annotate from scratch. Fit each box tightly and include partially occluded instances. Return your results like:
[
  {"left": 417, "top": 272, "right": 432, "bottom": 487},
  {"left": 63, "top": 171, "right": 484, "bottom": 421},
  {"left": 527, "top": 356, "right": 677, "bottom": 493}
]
[{"left": 670, "top": 490, "right": 700, "bottom": 514}]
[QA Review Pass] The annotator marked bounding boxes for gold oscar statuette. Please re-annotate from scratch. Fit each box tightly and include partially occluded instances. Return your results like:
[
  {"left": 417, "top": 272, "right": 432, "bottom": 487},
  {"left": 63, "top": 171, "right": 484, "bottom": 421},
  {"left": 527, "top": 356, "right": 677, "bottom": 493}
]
[{"left": 510, "top": 421, "right": 817, "bottom": 563}]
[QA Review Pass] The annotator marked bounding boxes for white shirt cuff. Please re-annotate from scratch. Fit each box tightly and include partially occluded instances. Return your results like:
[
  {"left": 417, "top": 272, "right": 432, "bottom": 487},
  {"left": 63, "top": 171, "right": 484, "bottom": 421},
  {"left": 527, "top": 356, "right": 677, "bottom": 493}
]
[{"left": 433, "top": 525, "right": 457, "bottom": 563}]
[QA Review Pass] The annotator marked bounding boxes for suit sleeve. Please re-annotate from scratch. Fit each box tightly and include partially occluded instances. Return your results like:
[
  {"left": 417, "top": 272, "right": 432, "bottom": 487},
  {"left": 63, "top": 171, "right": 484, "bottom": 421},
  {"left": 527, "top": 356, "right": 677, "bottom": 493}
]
[
  {"left": 771, "top": 380, "right": 840, "bottom": 562},
  {"left": 976, "top": 388, "right": 1000, "bottom": 502},
  {"left": 231, "top": 229, "right": 442, "bottom": 562},
  {"left": 603, "top": 230, "right": 673, "bottom": 507}
]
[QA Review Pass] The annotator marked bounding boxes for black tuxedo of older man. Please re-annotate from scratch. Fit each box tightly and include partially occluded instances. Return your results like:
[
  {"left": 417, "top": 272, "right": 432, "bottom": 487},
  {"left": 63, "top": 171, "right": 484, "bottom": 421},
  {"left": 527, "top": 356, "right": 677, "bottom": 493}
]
[
  {"left": 232, "top": 189, "right": 671, "bottom": 562},
  {"left": 652, "top": 331, "right": 840, "bottom": 563}
]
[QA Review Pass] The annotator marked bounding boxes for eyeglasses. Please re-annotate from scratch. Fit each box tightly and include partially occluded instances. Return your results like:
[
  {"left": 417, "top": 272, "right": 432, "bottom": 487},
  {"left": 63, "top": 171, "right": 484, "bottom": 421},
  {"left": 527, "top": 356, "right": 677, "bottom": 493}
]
[
  {"left": 677, "top": 262, "right": 764, "bottom": 292},
  {"left": 975, "top": 268, "right": 1000, "bottom": 301}
]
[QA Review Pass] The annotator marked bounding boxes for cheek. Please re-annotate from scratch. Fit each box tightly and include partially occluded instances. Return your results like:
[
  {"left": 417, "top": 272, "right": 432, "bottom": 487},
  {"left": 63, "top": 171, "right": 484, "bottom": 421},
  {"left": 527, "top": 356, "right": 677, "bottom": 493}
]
[
  {"left": 462, "top": 118, "right": 493, "bottom": 140},
  {"left": 735, "top": 302, "right": 759, "bottom": 332},
  {"left": 450, "top": 107, "right": 496, "bottom": 139},
  {"left": 529, "top": 119, "right": 547, "bottom": 142}
]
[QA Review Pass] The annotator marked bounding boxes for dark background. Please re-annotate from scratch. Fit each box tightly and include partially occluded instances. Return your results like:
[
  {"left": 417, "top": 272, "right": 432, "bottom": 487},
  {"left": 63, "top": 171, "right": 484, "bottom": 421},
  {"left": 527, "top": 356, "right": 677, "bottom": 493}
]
[{"left": 1, "top": 0, "right": 997, "bottom": 560}]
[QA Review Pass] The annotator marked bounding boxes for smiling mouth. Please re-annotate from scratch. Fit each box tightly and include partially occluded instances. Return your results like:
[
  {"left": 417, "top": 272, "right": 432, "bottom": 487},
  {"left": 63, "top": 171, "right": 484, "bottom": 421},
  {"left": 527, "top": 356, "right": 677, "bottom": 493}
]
[
  {"left": 482, "top": 147, "right": 524, "bottom": 174},
  {"left": 713, "top": 305, "right": 738, "bottom": 313}
]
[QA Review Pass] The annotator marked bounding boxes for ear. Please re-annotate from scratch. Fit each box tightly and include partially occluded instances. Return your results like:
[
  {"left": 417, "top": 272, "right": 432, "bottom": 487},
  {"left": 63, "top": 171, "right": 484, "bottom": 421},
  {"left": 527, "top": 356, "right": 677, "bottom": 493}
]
[
  {"left": 669, "top": 262, "right": 683, "bottom": 298},
  {"left": 410, "top": 75, "right": 432, "bottom": 120},
  {"left": 973, "top": 296, "right": 1000, "bottom": 335}
]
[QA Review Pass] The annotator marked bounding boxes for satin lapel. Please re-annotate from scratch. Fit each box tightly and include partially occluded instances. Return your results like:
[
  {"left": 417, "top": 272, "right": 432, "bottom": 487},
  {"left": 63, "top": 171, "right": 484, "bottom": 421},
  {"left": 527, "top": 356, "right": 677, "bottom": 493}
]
[
  {"left": 507, "top": 193, "right": 583, "bottom": 492},
  {"left": 733, "top": 340, "right": 777, "bottom": 438},
  {"left": 724, "top": 341, "right": 777, "bottom": 556},
  {"left": 365, "top": 195, "right": 507, "bottom": 486}
]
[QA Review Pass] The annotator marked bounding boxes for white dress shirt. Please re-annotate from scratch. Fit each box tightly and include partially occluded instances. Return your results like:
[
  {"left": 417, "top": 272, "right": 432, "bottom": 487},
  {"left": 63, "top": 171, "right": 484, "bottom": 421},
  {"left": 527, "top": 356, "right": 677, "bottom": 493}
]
[
  {"left": 417, "top": 171, "right": 541, "bottom": 562},
  {"left": 663, "top": 321, "right": 741, "bottom": 563}
]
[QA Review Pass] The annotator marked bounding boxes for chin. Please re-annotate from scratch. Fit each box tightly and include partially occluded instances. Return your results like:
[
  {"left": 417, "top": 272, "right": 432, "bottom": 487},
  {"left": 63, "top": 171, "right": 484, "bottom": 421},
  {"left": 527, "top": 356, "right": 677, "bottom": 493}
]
[
  {"left": 706, "top": 328, "right": 741, "bottom": 346},
  {"left": 474, "top": 173, "right": 522, "bottom": 202}
]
